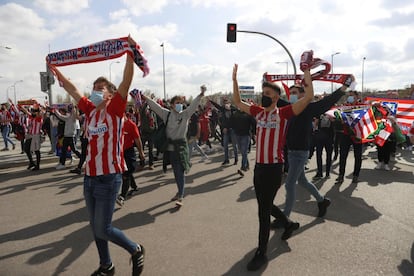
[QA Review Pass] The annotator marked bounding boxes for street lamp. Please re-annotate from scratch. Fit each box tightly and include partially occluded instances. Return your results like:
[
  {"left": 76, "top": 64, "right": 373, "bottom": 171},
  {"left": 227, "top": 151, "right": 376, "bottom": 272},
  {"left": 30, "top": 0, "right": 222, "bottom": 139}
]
[
  {"left": 330, "top": 52, "right": 340, "bottom": 92},
  {"left": 161, "top": 42, "right": 166, "bottom": 100},
  {"left": 275, "top": 61, "right": 289, "bottom": 86},
  {"left": 361, "top": 57, "right": 366, "bottom": 97},
  {"left": 13, "top": 80, "right": 23, "bottom": 103},
  {"left": 109, "top": 61, "right": 120, "bottom": 82}
]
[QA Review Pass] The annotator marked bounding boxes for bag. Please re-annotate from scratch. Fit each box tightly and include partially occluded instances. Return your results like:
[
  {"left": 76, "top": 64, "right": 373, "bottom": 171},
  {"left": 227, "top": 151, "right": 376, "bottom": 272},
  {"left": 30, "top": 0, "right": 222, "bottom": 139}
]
[
  {"left": 153, "top": 113, "right": 170, "bottom": 153},
  {"left": 319, "top": 114, "right": 331, "bottom": 128}
]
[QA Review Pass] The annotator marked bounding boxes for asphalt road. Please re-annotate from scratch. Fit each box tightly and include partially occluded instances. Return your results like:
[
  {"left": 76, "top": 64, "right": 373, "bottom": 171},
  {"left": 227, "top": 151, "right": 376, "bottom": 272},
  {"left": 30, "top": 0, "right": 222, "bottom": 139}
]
[{"left": 0, "top": 140, "right": 413, "bottom": 276}]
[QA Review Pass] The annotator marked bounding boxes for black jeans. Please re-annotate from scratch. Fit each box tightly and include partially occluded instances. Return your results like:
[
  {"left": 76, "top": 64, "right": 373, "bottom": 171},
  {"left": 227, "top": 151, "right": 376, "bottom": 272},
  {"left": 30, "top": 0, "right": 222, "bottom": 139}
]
[
  {"left": 77, "top": 137, "right": 88, "bottom": 169},
  {"left": 60, "top": 136, "right": 81, "bottom": 165},
  {"left": 377, "top": 140, "right": 394, "bottom": 164},
  {"left": 315, "top": 132, "right": 334, "bottom": 176},
  {"left": 120, "top": 147, "right": 137, "bottom": 198},
  {"left": 253, "top": 163, "right": 290, "bottom": 252},
  {"left": 141, "top": 133, "right": 154, "bottom": 166},
  {"left": 338, "top": 134, "right": 362, "bottom": 177}
]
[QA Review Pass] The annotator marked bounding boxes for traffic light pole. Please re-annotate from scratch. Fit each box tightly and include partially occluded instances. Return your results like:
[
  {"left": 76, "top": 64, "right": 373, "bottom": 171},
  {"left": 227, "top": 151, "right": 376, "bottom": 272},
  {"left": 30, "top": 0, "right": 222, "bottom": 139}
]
[{"left": 237, "top": 30, "right": 297, "bottom": 78}]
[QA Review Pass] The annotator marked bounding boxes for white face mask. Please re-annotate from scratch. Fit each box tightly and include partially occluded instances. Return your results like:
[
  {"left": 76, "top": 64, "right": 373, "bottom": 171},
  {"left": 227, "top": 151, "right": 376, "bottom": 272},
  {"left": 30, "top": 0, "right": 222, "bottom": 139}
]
[
  {"left": 89, "top": 90, "right": 104, "bottom": 106},
  {"left": 175, "top": 103, "right": 183, "bottom": 113}
]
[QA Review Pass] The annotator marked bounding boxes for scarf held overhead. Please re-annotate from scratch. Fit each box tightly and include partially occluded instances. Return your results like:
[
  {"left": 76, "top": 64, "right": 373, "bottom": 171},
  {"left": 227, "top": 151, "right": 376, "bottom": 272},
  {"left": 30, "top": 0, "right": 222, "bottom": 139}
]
[{"left": 46, "top": 36, "right": 149, "bottom": 77}]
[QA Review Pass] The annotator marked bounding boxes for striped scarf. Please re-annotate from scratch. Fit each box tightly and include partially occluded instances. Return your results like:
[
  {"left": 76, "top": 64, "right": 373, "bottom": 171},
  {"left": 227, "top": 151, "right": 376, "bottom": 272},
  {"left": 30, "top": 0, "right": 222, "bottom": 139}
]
[{"left": 46, "top": 36, "right": 149, "bottom": 77}]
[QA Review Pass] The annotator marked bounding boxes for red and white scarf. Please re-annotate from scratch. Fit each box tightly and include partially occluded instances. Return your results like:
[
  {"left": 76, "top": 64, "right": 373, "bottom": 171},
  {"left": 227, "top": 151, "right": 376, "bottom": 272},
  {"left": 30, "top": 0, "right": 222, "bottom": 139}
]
[{"left": 46, "top": 36, "right": 149, "bottom": 77}]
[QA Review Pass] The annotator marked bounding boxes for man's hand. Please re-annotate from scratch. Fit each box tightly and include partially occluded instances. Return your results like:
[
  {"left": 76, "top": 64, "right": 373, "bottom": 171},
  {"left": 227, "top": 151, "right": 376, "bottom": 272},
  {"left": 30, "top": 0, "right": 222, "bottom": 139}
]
[{"left": 232, "top": 64, "right": 238, "bottom": 81}]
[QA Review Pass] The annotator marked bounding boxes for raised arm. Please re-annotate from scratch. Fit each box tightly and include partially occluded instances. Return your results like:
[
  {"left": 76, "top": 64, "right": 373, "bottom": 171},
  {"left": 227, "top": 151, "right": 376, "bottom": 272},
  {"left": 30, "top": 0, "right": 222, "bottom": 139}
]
[
  {"left": 291, "top": 68, "right": 314, "bottom": 115},
  {"left": 48, "top": 65, "right": 83, "bottom": 103},
  {"left": 117, "top": 36, "right": 135, "bottom": 100},
  {"left": 232, "top": 64, "right": 252, "bottom": 115}
]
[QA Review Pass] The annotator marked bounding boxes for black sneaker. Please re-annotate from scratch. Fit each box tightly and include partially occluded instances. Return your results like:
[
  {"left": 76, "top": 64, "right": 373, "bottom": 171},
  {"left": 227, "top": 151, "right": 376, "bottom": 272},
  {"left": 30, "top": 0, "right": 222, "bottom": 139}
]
[
  {"left": 32, "top": 166, "right": 40, "bottom": 171},
  {"left": 116, "top": 196, "right": 125, "bottom": 207},
  {"left": 127, "top": 188, "right": 139, "bottom": 197},
  {"left": 237, "top": 169, "right": 244, "bottom": 177},
  {"left": 281, "top": 221, "right": 300, "bottom": 240},
  {"left": 352, "top": 175, "right": 358, "bottom": 184},
  {"left": 312, "top": 174, "right": 323, "bottom": 181},
  {"left": 91, "top": 263, "right": 115, "bottom": 276},
  {"left": 270, "top": 219, "right": 284, "bottom": 229},
  {"left": 70, "top": 168, "right": 81, "bottom": 175},
  {"left": 131, "top": 245, "right": 145, "bottom": 276},
  {"left": 222, "top": 160, "right": 230, "bottom": 165},
  {"left": 318, "top": 197, "right": 331, "bottom": 217},
  {"left": 247, "top": 249, "right": 268, "bottom": 271},
  {"left": 27, "top": 163, "right": 36, "bottom": 170},
  {"left": 335, "top": 175, "right": 344, "bottom": 185}
]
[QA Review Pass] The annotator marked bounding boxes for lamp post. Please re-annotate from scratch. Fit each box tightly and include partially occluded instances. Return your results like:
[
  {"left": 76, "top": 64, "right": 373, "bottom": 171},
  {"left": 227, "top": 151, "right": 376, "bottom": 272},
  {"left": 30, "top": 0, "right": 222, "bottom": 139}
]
[
  {"left": 330, "top": 52, "right": 340, "bottom": 92},
  {"left": 161, "top": 43, "right": 166, "bottom": 100},
  {"left": 275, "top": 61, "right": 289, "bottom": 86},
  {"left": 361, "top": 57, "right": 366, "bottom": 98},
  {"left": 13, "top": 80, "right": 23, "bottom": 103},
  {"left": 6, "top": 85, "right": 13, "bottom": 100},
  {"left": 109, "top": 61, "right": 120, "bottom": 82}
]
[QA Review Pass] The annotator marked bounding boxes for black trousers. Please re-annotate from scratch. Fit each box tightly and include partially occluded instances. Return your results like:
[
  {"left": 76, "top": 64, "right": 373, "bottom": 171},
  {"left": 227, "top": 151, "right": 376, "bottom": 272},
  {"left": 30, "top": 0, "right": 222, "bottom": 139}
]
[
  {"left": 377, "top": 140, "right": 394, "bottom": 164},
  {"left": 120, "top": 147, "right": 137, "bottom": 198},
  {"left": 253, "top": 163, "right": 290, "bottom": 252},
  {"left": 76, "top": 137, "right": 88, "bottom": 169},
  {"left": 60, "top": 136, "right": 81, "bottom": 165},
  {"left": 338, "top": 134, "right": 362, "bottom": 177},
  {"left": 315, "top": 132, "right": 334, "bottom": 176}
]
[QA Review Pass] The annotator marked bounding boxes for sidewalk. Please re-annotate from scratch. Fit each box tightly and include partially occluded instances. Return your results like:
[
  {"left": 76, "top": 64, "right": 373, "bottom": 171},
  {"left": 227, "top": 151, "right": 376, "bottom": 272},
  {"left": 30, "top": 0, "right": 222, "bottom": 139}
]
[{"left": 0, "top": 136, "right": 59, "bottom": 170}]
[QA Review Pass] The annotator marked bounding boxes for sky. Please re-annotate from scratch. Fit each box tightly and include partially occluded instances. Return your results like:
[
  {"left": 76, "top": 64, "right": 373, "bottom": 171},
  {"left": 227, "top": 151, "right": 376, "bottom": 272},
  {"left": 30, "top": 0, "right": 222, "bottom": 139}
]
[{"left": 0, "top": 0, "right": 414, "bottom": 104}]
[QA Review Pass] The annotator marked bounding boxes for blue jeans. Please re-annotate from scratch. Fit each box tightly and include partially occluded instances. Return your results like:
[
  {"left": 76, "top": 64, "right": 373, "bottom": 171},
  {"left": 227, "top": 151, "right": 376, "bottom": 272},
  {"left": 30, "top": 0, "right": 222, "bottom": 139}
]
[
  {"left": 236, "top": 135, "right": 250, "bottom": 169},
  {"left": 169, "top": 150, "right": 185, "bottom": 197},
  {"left": 84, "top": 174, "right": 138, "bottom": 266},
  {"left": 223, "top": 128, "right": 238, "bottom": 162},
  {"left": 2, "top": 125, "right": 15, "bottom": 149},
  {"left": 284, "top": 150, "right": 324, "bottom": 216}
]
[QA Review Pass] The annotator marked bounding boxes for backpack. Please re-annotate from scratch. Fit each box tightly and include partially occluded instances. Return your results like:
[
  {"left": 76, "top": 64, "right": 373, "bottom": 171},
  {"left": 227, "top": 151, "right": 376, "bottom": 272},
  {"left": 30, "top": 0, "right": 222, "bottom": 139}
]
[{"left": 319, "top": 114, "right": 331, "bottom": 129}]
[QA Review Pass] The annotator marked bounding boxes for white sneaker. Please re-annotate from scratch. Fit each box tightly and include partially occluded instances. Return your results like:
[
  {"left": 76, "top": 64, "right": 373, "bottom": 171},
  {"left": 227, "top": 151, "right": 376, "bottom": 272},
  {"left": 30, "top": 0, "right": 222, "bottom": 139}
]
[
  {"left": 384, "top": 164, "right": 390, "bottom": 171},
  {"left": 56, "top": 164, "right": 66, "bottom": 170},
  {"left": 199, "top": 156, "right": 209, "bottom": 163},
  {"left": 375, "top": 162, "right": 383, "bottom": 170}
]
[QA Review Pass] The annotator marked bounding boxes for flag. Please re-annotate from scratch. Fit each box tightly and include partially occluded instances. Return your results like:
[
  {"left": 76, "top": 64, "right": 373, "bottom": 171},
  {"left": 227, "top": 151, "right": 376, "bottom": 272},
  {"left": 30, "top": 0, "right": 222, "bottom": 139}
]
[
  {"left": 337, "top": 105, "right": 378, "bottom": 143},
  {"left": 129, "top": 88, "right": 142, "bottom": 108},
  {"left": 365, "top": 97, "right": 414, "bottom": 134}
]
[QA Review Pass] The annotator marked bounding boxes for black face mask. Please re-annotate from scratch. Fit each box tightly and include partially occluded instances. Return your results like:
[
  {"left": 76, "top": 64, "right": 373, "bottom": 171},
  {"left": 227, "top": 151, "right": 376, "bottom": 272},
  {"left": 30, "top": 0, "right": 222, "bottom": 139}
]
[{"left": 261, "top": 95, "right": 273, "bottom": 108}]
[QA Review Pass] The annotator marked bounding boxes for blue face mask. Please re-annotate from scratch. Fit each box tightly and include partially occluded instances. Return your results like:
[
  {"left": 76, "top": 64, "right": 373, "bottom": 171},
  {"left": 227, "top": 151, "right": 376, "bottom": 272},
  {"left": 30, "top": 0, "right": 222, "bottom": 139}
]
[
  {"left": 90, "top": 90, "right": 104, "bottom": 106},
  {"left": 289, "top": 94, "right": 298, "bottom": 103},
  {"left": 175, "top": 103, "right": 183, "bottom": 113},
  {"left": 347, "top": 96, "right": 355, "bottom": 104}
]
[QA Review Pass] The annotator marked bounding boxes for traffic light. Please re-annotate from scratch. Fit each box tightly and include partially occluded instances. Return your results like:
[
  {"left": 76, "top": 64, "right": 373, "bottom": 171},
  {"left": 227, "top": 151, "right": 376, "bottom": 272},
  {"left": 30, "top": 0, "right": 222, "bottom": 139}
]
[{"left": 227, "top": 23, "right": 237, "bottom": 42}]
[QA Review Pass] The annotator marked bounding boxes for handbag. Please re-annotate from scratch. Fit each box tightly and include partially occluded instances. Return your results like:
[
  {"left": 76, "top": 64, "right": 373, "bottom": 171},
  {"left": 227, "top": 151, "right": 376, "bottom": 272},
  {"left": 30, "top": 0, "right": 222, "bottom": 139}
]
[{"left": 153, "top": 113, "right": 170, "bottom": 153}]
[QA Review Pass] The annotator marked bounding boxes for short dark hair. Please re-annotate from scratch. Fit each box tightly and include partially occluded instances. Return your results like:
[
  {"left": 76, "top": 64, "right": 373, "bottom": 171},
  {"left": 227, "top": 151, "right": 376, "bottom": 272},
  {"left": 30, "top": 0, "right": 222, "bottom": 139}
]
[
  {"left": 262, "top": 81, "right": 281, "bottom": 95},
  {"left": 170, "top": 95, "right": 184, "bottom": 105},
  {"left": 93, "top": 77, "right": 117, "bottom": 94},
  {"left": 289, "top": 84, "right": 305, "bottom": 93}
]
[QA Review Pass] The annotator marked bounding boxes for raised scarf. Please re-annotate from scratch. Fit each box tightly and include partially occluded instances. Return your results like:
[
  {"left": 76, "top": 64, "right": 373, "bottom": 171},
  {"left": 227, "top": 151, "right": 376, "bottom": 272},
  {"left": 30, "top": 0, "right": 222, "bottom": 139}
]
[{"left": 46, "top": 36, "right": 149, "bottom": 77}]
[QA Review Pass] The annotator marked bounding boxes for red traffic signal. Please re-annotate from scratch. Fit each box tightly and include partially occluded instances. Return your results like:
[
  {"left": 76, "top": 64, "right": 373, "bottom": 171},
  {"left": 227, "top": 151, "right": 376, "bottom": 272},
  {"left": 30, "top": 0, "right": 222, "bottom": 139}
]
[{"left": 227, "top": 23, "right": 237, "bottom": 42}]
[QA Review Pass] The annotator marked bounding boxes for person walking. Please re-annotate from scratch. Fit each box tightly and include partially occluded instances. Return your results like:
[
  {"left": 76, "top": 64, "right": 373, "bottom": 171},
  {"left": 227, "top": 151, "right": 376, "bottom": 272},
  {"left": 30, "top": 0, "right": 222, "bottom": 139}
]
[
  {"left": 53, "top": 105, "right": 82, "bottom": 170},
  {"left": 143, "top": 85, "right": 205, "bottom": 206},
  {"left": 281, "top": 80, "right": 351, "bottom": 223},
  {"left": 0, "top": 104, "right": 16, "bottom": 151},
  {"left": 232, "top": 52, "right": 315, "bottom": 271},
  {"left": 48, "top": 37, "right": 145, "bottom": 276},
  {"left": 116, "top": 112, "right": 145, "bottom": 206}
]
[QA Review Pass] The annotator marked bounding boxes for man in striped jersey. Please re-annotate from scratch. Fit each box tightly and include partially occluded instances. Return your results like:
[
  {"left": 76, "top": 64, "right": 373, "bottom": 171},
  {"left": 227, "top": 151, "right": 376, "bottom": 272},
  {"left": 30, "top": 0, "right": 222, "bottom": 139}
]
[
  {"left": 232, "top": 58, "right": 314, "bottom": 271},
  {"left": 49, "top": 37, "right": 145, "bottom": 276}
]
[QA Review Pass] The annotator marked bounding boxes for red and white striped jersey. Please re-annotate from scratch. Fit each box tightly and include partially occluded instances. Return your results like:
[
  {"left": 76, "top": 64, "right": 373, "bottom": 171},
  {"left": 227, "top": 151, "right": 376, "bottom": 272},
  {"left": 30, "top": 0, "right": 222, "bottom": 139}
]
[
  {"left": 250, "top": 104, "right": 294, "bottom": 164},
  {"left": 28, "top": 116, "right": 43, "bottom": 135},
  {"left": 78, "top": 93, "right": 127, "bottom": 176}
]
